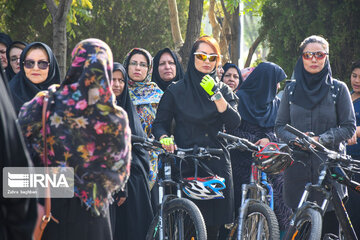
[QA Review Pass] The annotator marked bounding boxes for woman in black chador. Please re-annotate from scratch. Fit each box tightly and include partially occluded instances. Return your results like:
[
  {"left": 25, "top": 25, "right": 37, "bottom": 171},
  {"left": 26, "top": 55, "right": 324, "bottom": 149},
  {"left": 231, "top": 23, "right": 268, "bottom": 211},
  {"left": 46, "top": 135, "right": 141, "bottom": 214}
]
[
  {"left": 151, "top": 47, "right": 184, "bottom": 92},
  {"left": 109, "top": 62, "right": 153, "bottom": 240},
  {"left": 153, "top": 35, "right": 241, "bottom": 239},
  {"left": 275, "top": 35, "right": 356, "bottom": 236}
]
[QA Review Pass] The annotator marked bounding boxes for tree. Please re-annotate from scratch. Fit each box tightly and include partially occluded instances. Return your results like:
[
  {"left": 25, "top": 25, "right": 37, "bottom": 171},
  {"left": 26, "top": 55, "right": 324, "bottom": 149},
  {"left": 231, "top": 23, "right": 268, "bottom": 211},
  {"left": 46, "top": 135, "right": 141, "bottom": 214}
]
[
  {"left": 179, "top": 0, "right": 204, "bottom": 70},
  {"left": 44, "top": 0, "right": 72, "bottom": 80},
  {"left": 260, "top": 0, "right": 360, "bottom": 84},
  {"left": 168, "top": 0, "right": 184, "bottom": 51},
  {"left": 44, "top": 0, "right": 93, "bottom": 80}
]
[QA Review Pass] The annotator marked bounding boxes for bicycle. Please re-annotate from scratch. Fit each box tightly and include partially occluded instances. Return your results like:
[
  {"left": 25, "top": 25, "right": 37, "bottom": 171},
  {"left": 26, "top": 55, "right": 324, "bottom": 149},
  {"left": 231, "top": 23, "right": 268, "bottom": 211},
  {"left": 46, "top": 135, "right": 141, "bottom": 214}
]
[
  {"left": 282, "top": 124, "right": 360, "bottom": 240},
  {"left": 217, "top": 131, "right": 293, "bottom": 240},
  {"left": 131, "top": 135, "right": 223, "bottom": 240}
]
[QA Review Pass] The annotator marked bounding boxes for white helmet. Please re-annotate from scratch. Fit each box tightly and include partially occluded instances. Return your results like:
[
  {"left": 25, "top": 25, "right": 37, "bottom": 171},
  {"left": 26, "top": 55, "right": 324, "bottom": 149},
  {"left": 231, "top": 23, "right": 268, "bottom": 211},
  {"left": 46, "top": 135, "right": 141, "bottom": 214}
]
[{"left": 182, "top": 175, "right": 226, "bottom": 200}]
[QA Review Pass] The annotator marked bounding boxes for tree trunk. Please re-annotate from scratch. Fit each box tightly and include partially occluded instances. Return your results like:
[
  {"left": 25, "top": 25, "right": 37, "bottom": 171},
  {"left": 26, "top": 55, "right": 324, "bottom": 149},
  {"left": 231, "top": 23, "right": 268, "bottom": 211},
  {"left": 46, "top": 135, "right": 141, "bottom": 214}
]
[
  {"left": 179, "top": 0, "right": 204, "bottom": 71},
  {"left": 167, "top": 0, "right": 183, "bottom": 51},
  {"left": 230, "top": 6, "right": 240, "bottom": 65},
  {"left": 208, "top": 0, "right": 229, "bottom": 64},
  {"left": 244, "top": 33, "right": 263, "bottom": 68},
  {"left": 45, "top": 0, "right": 72, "bottom": 81}
]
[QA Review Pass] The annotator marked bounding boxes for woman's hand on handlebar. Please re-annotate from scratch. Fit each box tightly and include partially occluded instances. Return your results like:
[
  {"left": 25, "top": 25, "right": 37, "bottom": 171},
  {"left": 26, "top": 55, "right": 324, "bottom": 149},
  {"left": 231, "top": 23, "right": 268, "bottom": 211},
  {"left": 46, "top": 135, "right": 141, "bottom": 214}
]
[
  {"left": 159, "top": 135, "right": 177, "bottom": 153},
  {"left": 348, "top": 132, "right": 357, "bottom": 145},
  {"left": 255, "top": 138, "right": 270, "bottom": 147}
]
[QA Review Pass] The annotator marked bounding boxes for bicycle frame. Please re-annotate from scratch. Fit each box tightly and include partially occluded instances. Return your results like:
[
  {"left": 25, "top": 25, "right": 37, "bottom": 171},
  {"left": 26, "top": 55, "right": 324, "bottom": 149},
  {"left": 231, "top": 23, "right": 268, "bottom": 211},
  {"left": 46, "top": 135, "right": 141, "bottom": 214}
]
[
  {"left": 236, "top": 163, "right": 275, "bottom": 239},
  {"left": 284, "top": 124, "right": 360, "bottom": 240}
]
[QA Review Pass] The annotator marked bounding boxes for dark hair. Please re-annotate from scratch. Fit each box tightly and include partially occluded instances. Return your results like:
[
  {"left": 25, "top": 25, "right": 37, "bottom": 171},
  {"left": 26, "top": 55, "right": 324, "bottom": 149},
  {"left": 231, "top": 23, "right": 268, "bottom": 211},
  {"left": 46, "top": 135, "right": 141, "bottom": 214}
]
[
  {"left": 129, "top": 49, "right": 150, "bottom": 66},
  {"left": 351, "top": 60, "right": 360, "bottom": 73},
  {"left": 299, "top": 35, "right": 329, "bottom": 54}
]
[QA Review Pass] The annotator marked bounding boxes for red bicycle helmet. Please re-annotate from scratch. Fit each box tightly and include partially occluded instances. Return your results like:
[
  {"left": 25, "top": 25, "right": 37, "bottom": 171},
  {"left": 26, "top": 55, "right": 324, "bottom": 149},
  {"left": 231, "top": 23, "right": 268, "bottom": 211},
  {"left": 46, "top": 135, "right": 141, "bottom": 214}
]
[{"left": 254, "top": 142, "right": 294, "bottom": 174}]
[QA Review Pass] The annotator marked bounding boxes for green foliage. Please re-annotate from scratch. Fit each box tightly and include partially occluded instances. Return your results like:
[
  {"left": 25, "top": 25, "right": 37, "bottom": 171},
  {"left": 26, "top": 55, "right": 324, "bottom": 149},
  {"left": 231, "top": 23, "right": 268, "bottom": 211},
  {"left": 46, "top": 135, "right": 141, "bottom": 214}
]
[
  {"left": 260, "top": 0, "right": 360, "bottom": 86},
  {"left": 68, "top": 0, "right": 188, "bottom": 65},
  {"left": 223, "top": 0, "right": 265, "bottom": 16}
]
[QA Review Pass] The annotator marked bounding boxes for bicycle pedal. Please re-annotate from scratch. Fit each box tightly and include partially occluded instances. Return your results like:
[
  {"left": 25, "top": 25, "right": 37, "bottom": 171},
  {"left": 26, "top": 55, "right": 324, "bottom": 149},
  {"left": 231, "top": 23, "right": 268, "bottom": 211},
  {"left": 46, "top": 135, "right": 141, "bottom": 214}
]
[
  {"left": 323, "top": 233, "right": 339, "bottom": 240},
  {"left": 224, "top": 223, "right": 234, "bottom": 229}
]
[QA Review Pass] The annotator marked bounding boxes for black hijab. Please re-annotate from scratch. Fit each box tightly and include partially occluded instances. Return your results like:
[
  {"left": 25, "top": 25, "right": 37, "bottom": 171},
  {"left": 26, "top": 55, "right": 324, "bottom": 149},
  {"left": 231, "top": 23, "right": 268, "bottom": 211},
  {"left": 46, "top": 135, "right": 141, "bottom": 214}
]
[
  {"left": 113, "top": 62, "right": 150, "bottom": 173},
  {"left": 0, "top": 33, "right": 13, "bottom": 81},
  {"left": 292, "top": 57, "right": 332, "bottom": 109},
  {"left": 151, "top": 48, "right": 184, "bottom": 91},
  {"left": 236, "top": 62, "right": 287, "bottom": 127},
  {"left": 0, "top": 61, "right": 37, "bottom": 240},
  {"left": 168, "top": 43, "right": 237, "bottom": 124},
  {"left": 221, "top": 62, "right": 243, "bottom": 91},
  {"left": 6, "top": 41, "right": 28, "bottom": 80},
  {"left": 9, "top": 42, "right": 60, "bottom": 114}
]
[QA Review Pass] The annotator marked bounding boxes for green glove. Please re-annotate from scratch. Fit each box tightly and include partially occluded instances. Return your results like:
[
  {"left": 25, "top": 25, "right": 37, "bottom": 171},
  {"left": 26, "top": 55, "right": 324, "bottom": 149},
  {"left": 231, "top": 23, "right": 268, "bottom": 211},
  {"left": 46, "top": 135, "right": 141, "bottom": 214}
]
[
  {"left": 160, "top": 136, "right": 174, "bottom": 147},
  {"left": 200, "top": 74, "right": 219, "bottom": 96}
]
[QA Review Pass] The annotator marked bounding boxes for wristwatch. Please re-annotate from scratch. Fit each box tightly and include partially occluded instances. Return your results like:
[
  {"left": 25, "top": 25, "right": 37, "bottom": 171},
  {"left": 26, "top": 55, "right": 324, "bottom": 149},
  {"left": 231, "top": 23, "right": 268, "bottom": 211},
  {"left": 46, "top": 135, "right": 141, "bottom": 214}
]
[{"left": 211, "top": 91, "right": 222, "bottom": 101}]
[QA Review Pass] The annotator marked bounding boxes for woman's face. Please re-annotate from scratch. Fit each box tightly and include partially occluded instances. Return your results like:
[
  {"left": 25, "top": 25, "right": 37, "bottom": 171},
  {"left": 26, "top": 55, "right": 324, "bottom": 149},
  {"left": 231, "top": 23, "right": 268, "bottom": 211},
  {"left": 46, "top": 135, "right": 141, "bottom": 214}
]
[
  {"left": 128, "top": 53, "right": 148, "bottom": 82},
  {"left": 302, "top": 42, "right": 327, "bottom": 74},
  {"left": 351, "top": 67, "right": 360, "bottom": 93},
  {"left": 24, "top": 48, "right": 49, "bottom": 84},
  {"left": 112, "top": 70, "right": 125, "bottom": 96},
  {"left": 0, "top": 43, "right": 7, "bottom": 68},
  {"left": 158, "top": 52, "right": 176, "bottom": 82},
  {"left": 194, "top": 42, "right": 217, "bottom": 74},
  {"left": 222, "top": 67, "right": 240, "bottom": 91},
  {"left": 9, "top": 47, "right": 22, "bottom": 74},
  {"left": 217, "top": 65, "right": 224, "bottom": 79}
]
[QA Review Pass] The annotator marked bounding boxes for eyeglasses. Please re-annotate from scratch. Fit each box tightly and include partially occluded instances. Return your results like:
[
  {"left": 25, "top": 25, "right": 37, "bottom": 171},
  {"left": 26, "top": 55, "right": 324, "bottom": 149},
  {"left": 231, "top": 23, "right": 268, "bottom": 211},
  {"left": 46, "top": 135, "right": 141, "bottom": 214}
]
[
  {"left": 23, "top": 59, "right": 50, "bottom": 70},
  {"left": 129, "top": 61, "right": 148, "bottom": 68},
  {"left": 302, "top": 51, "right": 328, "bottom": 60},
  {"left": 194, "top": 52, "right": 218, "bottom": 62},
  {"left": 10, "top": 57, "right": 20, "bottom": 62}
]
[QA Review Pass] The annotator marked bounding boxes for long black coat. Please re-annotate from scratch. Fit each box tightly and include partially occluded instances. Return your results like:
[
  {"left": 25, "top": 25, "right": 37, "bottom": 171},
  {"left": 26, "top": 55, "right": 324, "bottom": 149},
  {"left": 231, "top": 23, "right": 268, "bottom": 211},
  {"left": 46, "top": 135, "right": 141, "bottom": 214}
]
[
  {"left": 153, "top": 80, "right": 241, "bottom": 226},
  {"left": 275, "top": 80, "right": 356, "bottom": 209}
]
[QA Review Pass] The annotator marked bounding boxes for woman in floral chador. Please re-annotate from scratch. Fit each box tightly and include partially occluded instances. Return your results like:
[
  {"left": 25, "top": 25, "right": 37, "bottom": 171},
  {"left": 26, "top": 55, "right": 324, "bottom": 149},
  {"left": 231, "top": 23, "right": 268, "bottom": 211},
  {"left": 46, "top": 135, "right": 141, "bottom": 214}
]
[
  {"left": 123, "top": 48, "right": 163, "bottom": 189},
  {"left": 18, "top": 38, "right": 131, "bottom": 240}
]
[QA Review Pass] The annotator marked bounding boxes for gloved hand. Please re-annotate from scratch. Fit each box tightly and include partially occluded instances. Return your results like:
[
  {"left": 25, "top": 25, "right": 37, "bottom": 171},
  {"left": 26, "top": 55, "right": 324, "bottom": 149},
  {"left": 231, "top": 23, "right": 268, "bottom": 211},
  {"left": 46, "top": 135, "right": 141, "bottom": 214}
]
[
  {"left": 200, "top": 74, "right": 219, "bottom": 96},
  {"left": 160, "top": 135, "right": 176, "bottom": 153}
]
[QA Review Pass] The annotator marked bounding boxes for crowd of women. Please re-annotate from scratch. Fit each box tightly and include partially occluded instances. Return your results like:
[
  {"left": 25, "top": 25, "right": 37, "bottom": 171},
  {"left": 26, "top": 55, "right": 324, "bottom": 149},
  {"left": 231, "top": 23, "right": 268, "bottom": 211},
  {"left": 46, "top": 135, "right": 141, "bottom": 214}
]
[{"left": 1, "top": 31, "right": 360, "bottom": 240}]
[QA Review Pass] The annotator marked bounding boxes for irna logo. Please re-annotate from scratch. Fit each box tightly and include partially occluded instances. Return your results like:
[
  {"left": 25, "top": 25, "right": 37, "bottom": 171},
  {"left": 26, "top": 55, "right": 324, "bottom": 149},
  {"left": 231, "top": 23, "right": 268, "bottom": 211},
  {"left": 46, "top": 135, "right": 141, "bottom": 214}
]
[{"left": 8, "top": 172, "right": 69, "bottom": 188}]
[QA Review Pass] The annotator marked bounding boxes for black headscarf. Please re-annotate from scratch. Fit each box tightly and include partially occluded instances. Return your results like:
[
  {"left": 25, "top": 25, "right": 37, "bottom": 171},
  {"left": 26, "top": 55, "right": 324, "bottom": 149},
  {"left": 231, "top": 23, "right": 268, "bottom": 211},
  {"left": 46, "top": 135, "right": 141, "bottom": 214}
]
[
  {"left": 6, "top": 41, "right": 28, "bottom": 80},
  {"left": 292, "top": 57, "right": 332, "bottom": 109},
  {"left": 236, "top": 62, "right": 287, "bottom": 127},
  {"left": 168, "top": 43, "right": 237, "bottom": 124},
  {"left": 0, "top": 33, "right": 13, "bottom": 81},
  {"left": 9, "top": 42, "right": 60, "bottom": 114},
  {"left": 221, "top": 62, "right": 243, "bottom": 91},
  {"left": 0, "top": 61, "right": 37, "bottom": 240},
  {"left": 151, "top": 48, "right": 184, "bottom": 91},
  {"left": 113, "top": 62, "right": 150, "bottom": 173}
]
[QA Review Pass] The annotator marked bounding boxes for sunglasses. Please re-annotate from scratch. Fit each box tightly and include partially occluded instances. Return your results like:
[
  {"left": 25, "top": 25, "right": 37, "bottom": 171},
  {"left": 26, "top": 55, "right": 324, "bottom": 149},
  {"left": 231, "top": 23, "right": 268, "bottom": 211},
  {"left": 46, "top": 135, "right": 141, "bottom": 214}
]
[
  {"left": 302, "top": 51, "right": 328, "bottom": 60},
  {"left": 194, "top": 52, "right": 218, "bottom": 62},
  {"left": 23, "top": 59, "right": 50, "bottom": 70}
]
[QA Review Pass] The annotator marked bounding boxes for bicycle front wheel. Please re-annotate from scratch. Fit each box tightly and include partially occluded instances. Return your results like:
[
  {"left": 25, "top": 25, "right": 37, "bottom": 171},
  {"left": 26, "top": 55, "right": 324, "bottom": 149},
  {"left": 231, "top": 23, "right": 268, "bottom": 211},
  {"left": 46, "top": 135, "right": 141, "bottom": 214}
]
[
  {"left": 284, "top": 208, "right": 322, "bottom": 240},
  {"left": 146, "top": 198, "right": 207, "bottom": 240},
  {"left": 228, "top": 202, "right": 280, "bottom": 240}
]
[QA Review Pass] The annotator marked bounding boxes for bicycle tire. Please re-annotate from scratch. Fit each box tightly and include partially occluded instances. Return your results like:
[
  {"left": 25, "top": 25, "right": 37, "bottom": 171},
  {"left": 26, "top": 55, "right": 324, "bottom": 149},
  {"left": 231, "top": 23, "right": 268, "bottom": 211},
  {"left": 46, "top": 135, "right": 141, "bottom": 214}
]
[
  {"left": 227, "top": 202, "right": 280, "bottom": 240},
  {"left": 284, "top": 208, "right": 322, "bottom": 240},
  {"left": 146, "top": 198, "right": 207, "bottom": 240}
]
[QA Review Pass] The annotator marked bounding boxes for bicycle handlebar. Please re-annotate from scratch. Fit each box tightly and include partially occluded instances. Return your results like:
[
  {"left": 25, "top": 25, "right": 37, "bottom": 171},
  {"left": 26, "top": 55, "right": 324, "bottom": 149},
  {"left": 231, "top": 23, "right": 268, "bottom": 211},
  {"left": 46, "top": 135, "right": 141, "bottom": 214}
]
[
  {"left": 284, "top": 124, "right": 355, "bottom": 165},
  {"left": 217, "top": 131, "right": 259, "bottom": 152},
  {"left": 131, "top": 135, "right": 223, "bottom": 156}
]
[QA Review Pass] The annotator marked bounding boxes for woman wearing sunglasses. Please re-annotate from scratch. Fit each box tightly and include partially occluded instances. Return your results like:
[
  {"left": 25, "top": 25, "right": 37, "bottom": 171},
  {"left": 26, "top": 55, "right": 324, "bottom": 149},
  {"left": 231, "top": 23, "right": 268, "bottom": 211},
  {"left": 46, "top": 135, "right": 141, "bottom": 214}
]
[
  {"left": 153, "top": 35, "right": 240, "bottom": 239},
  {"left": 275, "top": 35, "right": 356, "bottom": 236},
  {"left": 9, "top": 42, "right": 60, "bottom": 114}
]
